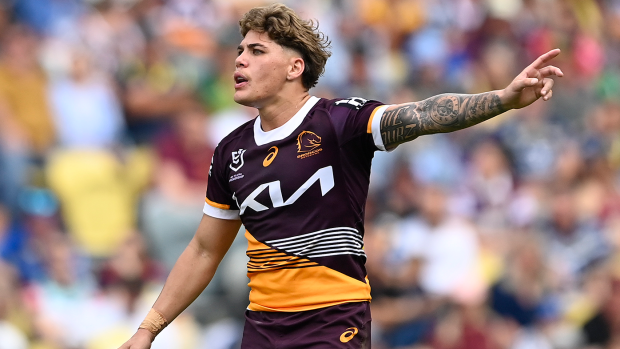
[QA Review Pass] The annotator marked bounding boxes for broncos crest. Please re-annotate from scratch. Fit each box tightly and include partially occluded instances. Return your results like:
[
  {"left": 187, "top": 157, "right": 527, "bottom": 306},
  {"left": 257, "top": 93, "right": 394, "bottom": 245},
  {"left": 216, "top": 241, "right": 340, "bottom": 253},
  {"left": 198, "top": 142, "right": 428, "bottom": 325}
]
[{"left": 297, "top": 131, "right": 322, "bottom": 153}]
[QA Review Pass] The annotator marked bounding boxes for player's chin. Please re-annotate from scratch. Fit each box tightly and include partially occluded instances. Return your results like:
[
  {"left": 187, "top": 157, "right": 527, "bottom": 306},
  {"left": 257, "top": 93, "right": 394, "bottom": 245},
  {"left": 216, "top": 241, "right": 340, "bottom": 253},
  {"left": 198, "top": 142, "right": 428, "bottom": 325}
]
[
  {"left": 233, "top": 91, "right": 256, "bottom": 108},
  {"left": 233, "top": 92, "right": 256, "bottom": 107}
]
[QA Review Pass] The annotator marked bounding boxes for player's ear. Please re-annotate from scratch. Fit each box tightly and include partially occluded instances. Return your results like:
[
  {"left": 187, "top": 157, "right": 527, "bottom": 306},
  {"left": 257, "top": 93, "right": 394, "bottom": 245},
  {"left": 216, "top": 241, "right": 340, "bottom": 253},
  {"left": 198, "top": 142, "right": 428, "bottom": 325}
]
[{"left": 287, "top": 56, "right": 304, "bottom": 81}]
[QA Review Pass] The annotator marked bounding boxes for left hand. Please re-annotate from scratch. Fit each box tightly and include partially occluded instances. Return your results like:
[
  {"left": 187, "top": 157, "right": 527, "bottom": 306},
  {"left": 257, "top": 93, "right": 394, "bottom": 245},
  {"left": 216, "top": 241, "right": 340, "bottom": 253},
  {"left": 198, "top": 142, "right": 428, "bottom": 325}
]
[{"left": 502, "top": 49, "right": 564, "bottom": 110}]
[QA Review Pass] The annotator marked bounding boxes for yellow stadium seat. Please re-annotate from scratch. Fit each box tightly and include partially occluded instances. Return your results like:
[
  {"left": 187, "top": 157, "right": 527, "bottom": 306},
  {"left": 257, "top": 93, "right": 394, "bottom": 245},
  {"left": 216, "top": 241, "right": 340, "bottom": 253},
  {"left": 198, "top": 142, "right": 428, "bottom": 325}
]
[{"left": 46, "top": 148, "right": 154, "bottom": 257}]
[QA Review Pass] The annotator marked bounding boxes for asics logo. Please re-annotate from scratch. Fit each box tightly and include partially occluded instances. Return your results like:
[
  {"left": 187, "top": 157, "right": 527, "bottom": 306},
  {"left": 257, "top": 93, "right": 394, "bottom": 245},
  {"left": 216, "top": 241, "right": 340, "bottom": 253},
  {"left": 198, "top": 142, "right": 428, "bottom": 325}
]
[
  {"left": 235, "top": 166, "right": 334, "bottom": 215},
  {"left": 263, "top": 146, "right": 278, "bottom": 167},
  {"left": 340, "top": 327, "right": 358, "bottom": 343}
]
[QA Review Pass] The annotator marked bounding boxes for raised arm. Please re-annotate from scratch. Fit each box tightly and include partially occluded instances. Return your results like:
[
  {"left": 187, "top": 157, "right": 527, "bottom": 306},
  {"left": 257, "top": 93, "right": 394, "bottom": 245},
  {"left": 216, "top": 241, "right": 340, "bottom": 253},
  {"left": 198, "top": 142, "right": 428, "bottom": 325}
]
[
  {"left": 380, "top": 49, "right": 564, "bottom": 150},
  {"left": 119, "top": 214, "right": 242, "bottom": 349}
]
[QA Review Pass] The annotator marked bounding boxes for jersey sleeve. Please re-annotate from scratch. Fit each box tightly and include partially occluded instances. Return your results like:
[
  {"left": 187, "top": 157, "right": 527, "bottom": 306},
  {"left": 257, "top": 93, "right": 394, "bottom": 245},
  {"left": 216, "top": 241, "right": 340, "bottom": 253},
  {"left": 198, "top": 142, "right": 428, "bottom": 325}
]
[
  {"left": 204, "top": 144, "right": 240, "bottom": 220},
  {"left": 328, "top": 97, "right": 392, "bottom": 151}
]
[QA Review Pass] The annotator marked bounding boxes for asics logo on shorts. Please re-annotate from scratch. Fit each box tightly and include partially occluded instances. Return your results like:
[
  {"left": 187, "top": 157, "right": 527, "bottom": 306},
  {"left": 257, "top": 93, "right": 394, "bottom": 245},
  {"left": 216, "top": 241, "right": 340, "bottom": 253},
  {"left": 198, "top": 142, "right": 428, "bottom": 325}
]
[{"left": 340, "top": 327, "right": 359, "bottom": 343}]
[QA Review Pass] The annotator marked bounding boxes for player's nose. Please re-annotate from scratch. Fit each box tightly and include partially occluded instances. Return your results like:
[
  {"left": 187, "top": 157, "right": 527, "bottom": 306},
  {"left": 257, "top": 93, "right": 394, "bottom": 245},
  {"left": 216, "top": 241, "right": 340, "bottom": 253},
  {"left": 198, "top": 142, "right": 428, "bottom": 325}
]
[{"left": 235, "top": 53, "right": 247, "bottom": 68}]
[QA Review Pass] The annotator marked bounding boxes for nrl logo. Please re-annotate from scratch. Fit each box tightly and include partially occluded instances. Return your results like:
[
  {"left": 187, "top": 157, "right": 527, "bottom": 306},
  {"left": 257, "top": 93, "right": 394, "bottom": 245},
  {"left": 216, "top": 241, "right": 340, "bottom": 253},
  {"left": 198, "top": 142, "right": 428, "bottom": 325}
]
[
  {"left": 230, "top": 149, "right": 246, "bottom": 172},
  {"left": 209, "top": 155, "right": 214, "bottom": 176}
]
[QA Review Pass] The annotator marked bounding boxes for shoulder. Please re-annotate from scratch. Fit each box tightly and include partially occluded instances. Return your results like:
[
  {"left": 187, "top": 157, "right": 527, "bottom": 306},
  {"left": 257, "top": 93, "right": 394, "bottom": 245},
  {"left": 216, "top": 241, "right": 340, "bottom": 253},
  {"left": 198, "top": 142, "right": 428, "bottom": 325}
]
[
  {"left": 313, "top": 97, "right": 386, "bottom": 120},
  {"left": 214, "top": 117, "right": 255, "bottom": 153},
  {"left": 318, "top": 97, "right": 374, "bottom": 111}
]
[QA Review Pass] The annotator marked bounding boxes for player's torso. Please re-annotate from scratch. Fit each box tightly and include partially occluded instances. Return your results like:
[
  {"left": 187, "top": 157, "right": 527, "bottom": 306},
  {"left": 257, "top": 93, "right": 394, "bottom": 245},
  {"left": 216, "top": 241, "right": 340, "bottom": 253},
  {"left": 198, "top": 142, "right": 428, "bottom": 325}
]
[
  {"left": 224, "top": 101, "right": 360, "bottom": 242},
  {"left": 214, "top": 97, "right": 376, "bottom": 311}
]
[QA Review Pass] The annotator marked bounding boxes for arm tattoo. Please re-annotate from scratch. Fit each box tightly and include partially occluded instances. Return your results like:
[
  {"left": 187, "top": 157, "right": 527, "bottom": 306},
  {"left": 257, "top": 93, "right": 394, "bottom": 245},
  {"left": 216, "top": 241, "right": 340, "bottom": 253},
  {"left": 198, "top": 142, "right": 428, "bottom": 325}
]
[{"left": 380, "top": 92, "right": 506, "bottom": 149}]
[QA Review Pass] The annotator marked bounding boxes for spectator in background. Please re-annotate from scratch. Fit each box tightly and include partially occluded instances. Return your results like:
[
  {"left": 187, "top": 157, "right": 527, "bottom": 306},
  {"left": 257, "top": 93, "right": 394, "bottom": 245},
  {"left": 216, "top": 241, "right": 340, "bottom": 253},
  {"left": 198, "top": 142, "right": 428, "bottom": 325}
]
[
  {"left": 0, "top": 0, "right": 618, "bottom": 348},
  {"left": 401, "top": 132, "right": 464, "bottom": 196},
  {"left": 457, "top": 138, "right": 515, "bottom": 232},
  {"left": 120, "top": 39, "right": 199, "bottom": 144},
  {"left": 0, "top": 205, "right": 51, "bottom": 284},
  {"left": 49, "top": 48, "right": 125, "bottom": 149},
  {"left": 98, "top": 232, "right": 164, "bottom": 314},
  {"left": 489, "top": 233, "right": 557, "bottom": 335},
  {"left": 0, "top": 25, "right": 55, "bottom": 155},
  {"left": 396, "top": 184, "right": 480, "bottom": 298},
  {"left": 584, "top": 102, "right": 620, "bottom": 174},
  {"left": 78, "top": 0, "right": 147, "bottom": 77},
  {"left": 87, "top": 232, "right": 201, "bottom": 349},
  {"left": 551, "top": 142, "right": 586, "bottom": 192},
  {"left": 45, "top": 46, "right": 151, "bottom": 257},
  {"left": 541, "top": 187, "right": 610, "bottom": 291},
  {"left": 367, "top": 213, "right": 432, "bottom": 347},
  {"left": 371, "top": 183, "right": 481, "bottom": 348},
  {"left": 578, "top": 266, "right": 620, "bottom": 348},
  {"left": 0, "top": 262, "right": 28, "bottom": 349},
  {"left": 142, "top": 107, "right": 213, "bottom": 271},
  {"left": 0, "top": 25, "right": 56, "bottom": 213},
  {"left": 497, "top": 100, "right": 563, "bottom": 182},
  {"left": 154, "top": 107, "right": 212, "bottom": 204},
  {"left": 28, "top": 231, "right": 101, "bottom": 348},
  {"left": 425, "top": 303, "right": 500, "bottom": 349},
  {"left": 381, "top": 161, "right": 420, "bottom": 218},
  {"left": 11, "top": 0, "right": 86, "bottom": 36}
]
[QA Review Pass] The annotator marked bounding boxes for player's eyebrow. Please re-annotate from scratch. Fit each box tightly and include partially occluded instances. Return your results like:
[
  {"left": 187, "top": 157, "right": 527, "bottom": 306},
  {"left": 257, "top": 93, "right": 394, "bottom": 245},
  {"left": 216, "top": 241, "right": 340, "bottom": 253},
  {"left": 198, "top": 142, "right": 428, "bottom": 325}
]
[{"left": 238, "top": 43, "right": 269, "bottom": 51}]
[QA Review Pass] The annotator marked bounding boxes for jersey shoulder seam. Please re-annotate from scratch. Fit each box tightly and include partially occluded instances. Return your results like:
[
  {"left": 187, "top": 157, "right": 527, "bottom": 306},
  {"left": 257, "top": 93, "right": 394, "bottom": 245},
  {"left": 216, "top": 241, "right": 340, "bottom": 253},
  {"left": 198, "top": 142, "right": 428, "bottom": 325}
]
[{"left": 216, "top": 118, "right": 255, "bottom": 150}]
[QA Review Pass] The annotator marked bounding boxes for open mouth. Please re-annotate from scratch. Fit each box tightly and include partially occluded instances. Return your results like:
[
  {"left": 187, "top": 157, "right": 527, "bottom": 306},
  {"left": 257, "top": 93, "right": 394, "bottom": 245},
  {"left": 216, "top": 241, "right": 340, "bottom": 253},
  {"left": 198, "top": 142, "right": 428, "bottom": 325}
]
[{"left": 234, "top": 73, "right": 248, "bottom": 88}]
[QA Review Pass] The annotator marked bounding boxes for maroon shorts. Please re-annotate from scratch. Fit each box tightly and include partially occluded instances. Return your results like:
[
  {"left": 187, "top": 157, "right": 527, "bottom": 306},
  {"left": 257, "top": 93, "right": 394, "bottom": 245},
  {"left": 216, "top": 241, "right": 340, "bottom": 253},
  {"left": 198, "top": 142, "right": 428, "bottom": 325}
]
[{"left": 240, "top": 301, "right": 371, "bottom": 349}]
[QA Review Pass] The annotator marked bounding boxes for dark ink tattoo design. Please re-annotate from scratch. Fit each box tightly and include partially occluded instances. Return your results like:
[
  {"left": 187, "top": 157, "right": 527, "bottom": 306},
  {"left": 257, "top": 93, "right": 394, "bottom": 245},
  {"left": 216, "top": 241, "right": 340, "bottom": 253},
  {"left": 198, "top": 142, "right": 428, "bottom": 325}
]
[{"left": 380, "top": 92, "right": 506, "bottom": 149}]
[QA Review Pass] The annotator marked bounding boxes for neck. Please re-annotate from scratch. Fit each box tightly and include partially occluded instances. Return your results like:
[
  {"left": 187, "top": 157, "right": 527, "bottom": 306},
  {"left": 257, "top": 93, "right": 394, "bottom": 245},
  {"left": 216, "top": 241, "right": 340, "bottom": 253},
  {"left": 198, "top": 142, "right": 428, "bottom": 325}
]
[{"left": 258, "top": 93, "right": 311, "bottom": 131}]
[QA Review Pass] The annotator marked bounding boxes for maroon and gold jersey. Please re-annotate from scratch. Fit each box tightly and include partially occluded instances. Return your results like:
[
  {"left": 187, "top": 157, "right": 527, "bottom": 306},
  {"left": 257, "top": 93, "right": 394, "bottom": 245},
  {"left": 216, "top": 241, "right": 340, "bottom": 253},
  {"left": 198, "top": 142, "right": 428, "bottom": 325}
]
[{"left": 204, "top": 96, "right": 390, "bottom": 312}]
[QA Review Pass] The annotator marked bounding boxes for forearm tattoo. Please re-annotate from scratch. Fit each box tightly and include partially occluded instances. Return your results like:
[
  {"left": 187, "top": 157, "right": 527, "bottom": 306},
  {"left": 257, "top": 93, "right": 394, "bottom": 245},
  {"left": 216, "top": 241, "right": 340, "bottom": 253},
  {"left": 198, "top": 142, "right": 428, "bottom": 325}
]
[{"left": 380, "top": 92, "right": 506, "bottom": 149}]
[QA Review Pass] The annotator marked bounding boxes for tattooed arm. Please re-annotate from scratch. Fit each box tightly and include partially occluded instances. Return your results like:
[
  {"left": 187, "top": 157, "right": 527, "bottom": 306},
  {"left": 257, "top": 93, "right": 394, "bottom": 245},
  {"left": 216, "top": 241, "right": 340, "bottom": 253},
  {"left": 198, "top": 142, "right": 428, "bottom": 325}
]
[
  {"left": 380, "top": 49, "right": 564, "bottom": 150},
  {"left": 380, "top": 91, "right": 506, "bottom": 149}
]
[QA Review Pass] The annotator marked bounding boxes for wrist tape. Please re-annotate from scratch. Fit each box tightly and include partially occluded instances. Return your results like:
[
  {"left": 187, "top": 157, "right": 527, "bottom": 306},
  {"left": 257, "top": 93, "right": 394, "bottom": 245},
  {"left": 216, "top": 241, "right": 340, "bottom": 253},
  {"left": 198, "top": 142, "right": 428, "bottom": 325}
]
[{"left": 139, "top": 308, "right": 168, "bottom": 336}]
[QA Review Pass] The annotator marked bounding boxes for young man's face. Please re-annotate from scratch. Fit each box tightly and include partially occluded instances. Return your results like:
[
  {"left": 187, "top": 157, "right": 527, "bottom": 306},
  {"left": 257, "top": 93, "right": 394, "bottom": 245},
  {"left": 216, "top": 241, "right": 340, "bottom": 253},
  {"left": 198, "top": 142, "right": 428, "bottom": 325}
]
[{"left": 233, "top": 30, "right": 300, "bottom": 107}]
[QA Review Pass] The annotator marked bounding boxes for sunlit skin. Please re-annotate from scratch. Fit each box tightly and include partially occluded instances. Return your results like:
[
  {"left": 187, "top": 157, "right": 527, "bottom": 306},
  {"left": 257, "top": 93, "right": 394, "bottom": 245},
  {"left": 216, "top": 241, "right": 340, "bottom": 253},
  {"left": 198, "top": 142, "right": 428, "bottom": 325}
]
[{"left": 234, "top": 30, "right": 311, "bottom": 131}]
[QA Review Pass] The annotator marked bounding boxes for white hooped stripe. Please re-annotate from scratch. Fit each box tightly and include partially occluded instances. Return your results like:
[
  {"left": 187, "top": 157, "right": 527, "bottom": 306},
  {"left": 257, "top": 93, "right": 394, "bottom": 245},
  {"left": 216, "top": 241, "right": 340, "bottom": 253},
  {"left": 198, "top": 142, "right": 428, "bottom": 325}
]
[
  {"left": 268, "top": 232, "right": 363, "bottom": 248},
  {"left": 371, "top": 105, "right": 390, "bottom": 151},
  {"left": 291, "top": 242, "right": 363, "bottom": 252},
  {"left": 269, "top": 230, "right": 362, "bottom": 243},
  {"left": 266, "top": 226, "right": 359, "bottom": 243},
  {"left": 285, "top": 241, "right": 362, "bottom": 253},
  {"left": 266, "top": 226, "right": 365, "bottom": 259},
  {"left": 203, "top": 203, "right": 240, "bottom": 220},
  {"left": 306, "top": 251, "right": 366, "bottom": 258}
]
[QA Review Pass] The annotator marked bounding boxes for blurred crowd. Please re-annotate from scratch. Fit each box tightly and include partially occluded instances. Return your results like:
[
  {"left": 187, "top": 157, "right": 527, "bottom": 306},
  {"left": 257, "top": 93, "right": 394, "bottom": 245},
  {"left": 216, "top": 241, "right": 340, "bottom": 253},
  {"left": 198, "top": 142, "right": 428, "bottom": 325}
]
[{"left": 0, "top": 0, "right": 618, "bottom": 348}]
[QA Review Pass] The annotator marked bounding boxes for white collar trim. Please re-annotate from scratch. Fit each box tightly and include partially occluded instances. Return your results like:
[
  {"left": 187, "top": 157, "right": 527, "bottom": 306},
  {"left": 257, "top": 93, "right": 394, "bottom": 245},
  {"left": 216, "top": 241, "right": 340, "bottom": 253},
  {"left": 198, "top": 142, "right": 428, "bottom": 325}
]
[{"left": 253, "top": 96, "right": 320, "bottom": 146}]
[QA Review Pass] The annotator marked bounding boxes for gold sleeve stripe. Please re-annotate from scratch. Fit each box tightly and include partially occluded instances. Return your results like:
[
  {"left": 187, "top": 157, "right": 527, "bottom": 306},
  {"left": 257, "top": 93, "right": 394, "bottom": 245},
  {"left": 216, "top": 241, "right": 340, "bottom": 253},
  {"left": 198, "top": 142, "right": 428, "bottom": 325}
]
[
  {"left": 205, "top": 198, "right": 230, "bottom": 210},
  {"left": 367, "top": 106, "right": 384, "bottom": 134}
]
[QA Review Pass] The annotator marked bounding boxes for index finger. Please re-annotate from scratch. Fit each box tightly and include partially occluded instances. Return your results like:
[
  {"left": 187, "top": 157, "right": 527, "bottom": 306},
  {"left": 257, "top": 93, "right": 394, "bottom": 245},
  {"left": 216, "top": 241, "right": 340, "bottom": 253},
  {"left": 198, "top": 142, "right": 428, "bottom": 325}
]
[{"left": 529, "top": 49, "right": 561, "bottom": 69}]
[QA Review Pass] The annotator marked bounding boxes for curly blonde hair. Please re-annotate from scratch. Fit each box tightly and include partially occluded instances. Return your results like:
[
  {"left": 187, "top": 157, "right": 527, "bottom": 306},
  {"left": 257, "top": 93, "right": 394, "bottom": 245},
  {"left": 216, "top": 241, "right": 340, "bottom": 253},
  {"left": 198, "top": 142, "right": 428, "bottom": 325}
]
[{"left": 239, "top": 3, "right": 332, "bottom": 90}]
